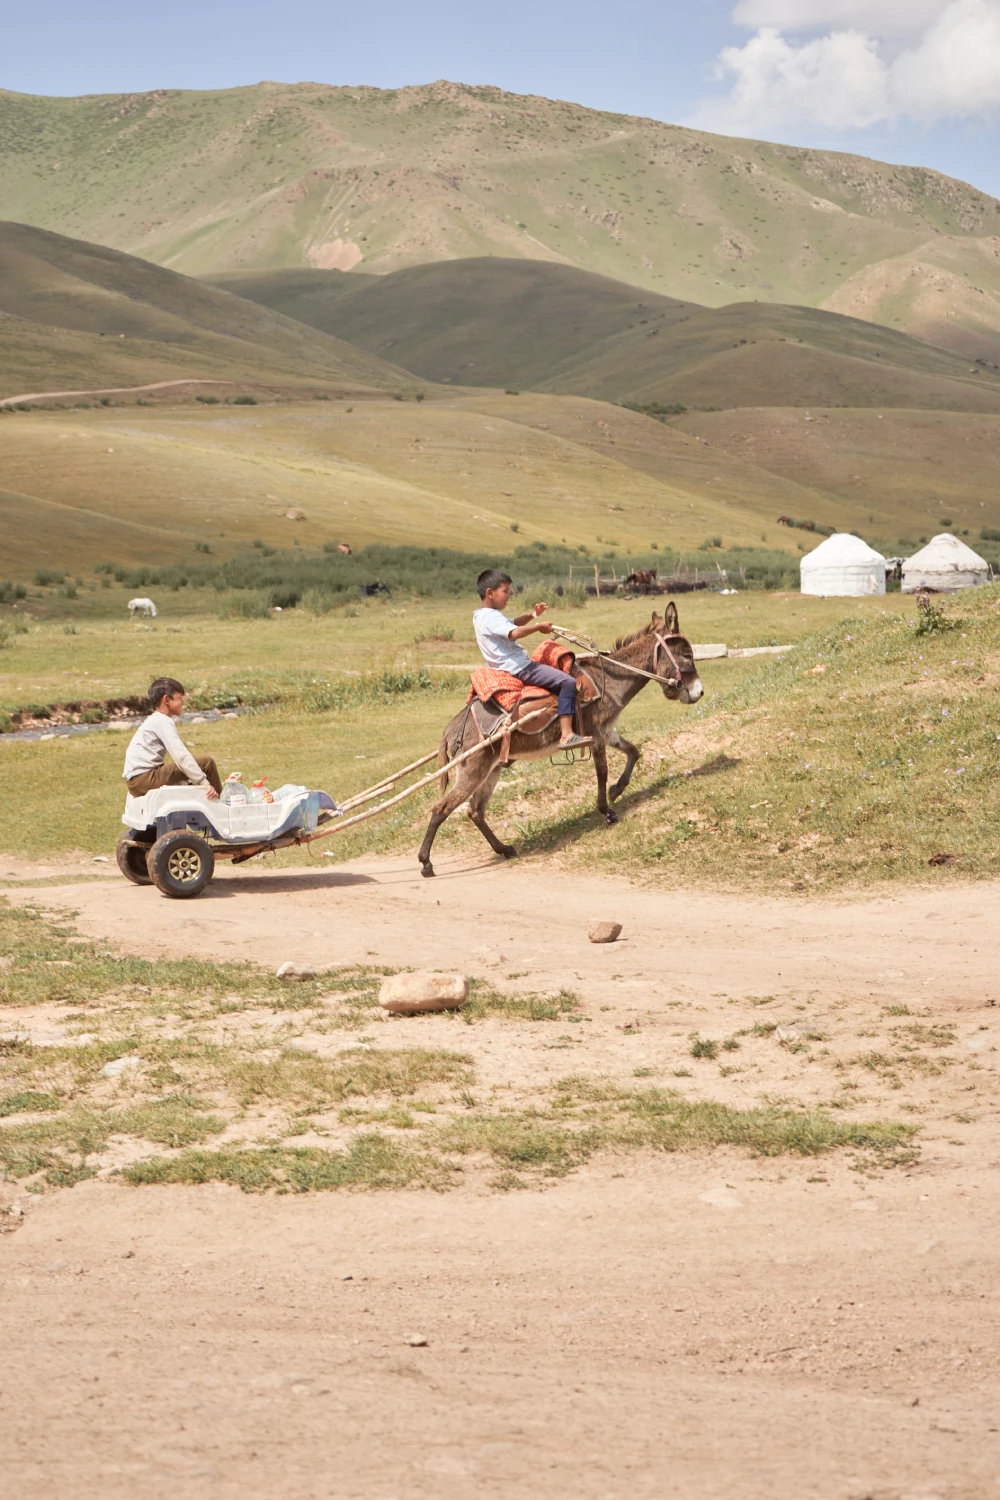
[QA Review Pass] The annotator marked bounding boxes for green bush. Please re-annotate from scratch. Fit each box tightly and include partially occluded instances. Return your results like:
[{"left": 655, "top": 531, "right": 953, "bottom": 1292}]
[{"left": 221, "top": 593, "right": 271, "bottom": 620}]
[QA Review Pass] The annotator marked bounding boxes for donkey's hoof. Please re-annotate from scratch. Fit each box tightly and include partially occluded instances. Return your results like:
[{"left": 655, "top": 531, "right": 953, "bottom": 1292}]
[
  {"left": 500, "top": 845, "right": 518, "bottom": 859},
  {"left": 419, "top": 862, "right": 436, "bottom": 879},
  {"left": 609, "top": 783, "right": 625, "bottom": 802},
  {"left": 604, "top": 809, "right": 619, "bottom": 826}
]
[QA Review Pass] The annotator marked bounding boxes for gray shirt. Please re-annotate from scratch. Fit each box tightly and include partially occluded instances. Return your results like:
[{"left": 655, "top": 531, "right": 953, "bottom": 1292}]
[
  {"left": 473, "top": 607, "right": 531, "bottom": 673},
  {"left": 122, "top": 711, "right": 207, "bottom": 785}
]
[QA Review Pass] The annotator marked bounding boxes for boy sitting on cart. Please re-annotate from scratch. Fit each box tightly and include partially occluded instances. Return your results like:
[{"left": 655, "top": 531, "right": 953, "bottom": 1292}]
[
  {"left": 473, "top": 569, "right": 591, "bottom": 749},
  {"left": 123, "top": 677, "right": 223, "bottom": 801}
]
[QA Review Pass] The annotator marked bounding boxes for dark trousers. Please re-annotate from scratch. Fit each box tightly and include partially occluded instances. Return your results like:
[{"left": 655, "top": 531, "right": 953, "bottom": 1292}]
[
  {"left": 514, "top": 660, "right": 578, "bottom": 718},
  {"left": 127, "top": 756, "right": 223, "bottom": 796}
]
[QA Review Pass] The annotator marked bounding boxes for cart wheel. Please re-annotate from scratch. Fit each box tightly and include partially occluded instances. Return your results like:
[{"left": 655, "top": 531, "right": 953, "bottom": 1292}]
[
  {"left": 116, "top": 834, "right": 153, "bottom": 886},
  {"left": 146, "top": 831, "right": 215, "bottom": 899}
]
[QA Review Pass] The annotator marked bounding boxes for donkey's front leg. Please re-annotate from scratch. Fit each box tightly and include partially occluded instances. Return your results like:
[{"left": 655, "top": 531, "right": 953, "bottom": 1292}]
[
  {"left": 591, "top": 740, "right": 618, "bottom": 825},
  {"left": 606, "top": 726, "right": 641, "bottom": 802}
]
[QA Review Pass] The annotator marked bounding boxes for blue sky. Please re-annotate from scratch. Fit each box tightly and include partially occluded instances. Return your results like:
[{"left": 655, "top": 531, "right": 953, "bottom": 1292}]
[{"left": 5, "top": 0, "right": 1000, "bottom": 195}]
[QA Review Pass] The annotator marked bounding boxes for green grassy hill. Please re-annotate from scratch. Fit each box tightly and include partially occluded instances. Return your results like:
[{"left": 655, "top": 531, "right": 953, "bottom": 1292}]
[
  {"left": 4, "top": 78, "right": 1000, "bottom": 352},
  {"left": 0, "top": 391, "right": 844, "bottom": 574},
  {"left": 0, "top": 221, "right": 418, "bottom": 398},
  {"left": 822, "top": 234, "right": 1000, "bottom": 364},
  {"left": 672, "top": 404, "right": 1000, "bottom": 556},
  {"left": 207, "top": 259, "right": 695, "bottom": 387},
  {"left": 212, "top": 256, "right": 1000, "bottom": 412}
]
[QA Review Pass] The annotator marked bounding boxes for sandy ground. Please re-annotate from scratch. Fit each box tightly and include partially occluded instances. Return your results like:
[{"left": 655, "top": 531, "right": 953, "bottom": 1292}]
[{"left": 3, "top": 849, "right": 1000, "bottom": 1498}]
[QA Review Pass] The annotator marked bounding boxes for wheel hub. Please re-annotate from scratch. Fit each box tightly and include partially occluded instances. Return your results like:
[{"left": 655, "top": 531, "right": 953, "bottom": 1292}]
[{"left": 166, "top": 847, "right": 202, "bottom": 883}]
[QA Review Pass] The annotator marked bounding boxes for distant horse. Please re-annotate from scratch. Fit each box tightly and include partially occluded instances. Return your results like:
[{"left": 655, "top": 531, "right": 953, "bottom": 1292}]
[
  {"left": 128, "top": 597, "right": 158, "bottom": 618},
  {"left": 417, "top": 604, "right": 703, "bottom": 877},
  {"left": 624, "top": 568, "right": 658, "bottom": 594}
]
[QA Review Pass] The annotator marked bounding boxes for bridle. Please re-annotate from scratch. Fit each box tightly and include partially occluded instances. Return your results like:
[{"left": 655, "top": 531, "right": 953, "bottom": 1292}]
[{"left": 650, "top": 629, "right": 690, "bottom": 691}]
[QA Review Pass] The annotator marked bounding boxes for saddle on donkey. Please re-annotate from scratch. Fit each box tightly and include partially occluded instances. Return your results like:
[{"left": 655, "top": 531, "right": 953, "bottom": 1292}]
[{"left": 466, "top": 639, "right": 601, "bottom": 749}]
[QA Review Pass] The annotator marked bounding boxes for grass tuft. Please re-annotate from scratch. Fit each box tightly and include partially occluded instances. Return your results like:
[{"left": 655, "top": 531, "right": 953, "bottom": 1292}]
[
  {"left": 462, "top": 982, "right": 580, "bottom": 1023},
  {"left": 123, "top": 1133, "right": 442, "bottom": 1193}
]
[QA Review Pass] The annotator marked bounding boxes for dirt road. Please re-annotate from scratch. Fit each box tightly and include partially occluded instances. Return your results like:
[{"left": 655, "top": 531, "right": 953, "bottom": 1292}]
[{"left": 3, "top": 851, "right": 999, "bottom": 1498}]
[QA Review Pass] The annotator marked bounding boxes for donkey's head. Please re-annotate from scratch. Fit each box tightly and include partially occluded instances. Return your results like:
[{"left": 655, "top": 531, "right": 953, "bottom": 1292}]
[{"left": 650, "top": 604, "right": 703, "bottom": 704}]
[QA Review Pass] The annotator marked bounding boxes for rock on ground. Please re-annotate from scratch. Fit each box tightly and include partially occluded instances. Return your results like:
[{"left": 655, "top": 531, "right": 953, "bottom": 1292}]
[{"left": 379, "top": 972, "right": 468, "bottom": 1013}]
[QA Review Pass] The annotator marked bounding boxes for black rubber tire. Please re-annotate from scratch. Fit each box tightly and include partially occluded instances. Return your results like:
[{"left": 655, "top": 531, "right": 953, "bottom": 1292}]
[
  {"left": 146, "top": 831, "right": 215, "bottom": 899},
  {"left": 116, "top": 835, "right": 153, "bottom": 886}
]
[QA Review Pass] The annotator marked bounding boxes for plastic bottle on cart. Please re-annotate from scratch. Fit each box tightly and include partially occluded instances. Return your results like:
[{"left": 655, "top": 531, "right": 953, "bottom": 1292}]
[
  {"left": 221, "top": 772, "right": 247, "bottom": 806},
  {"left": 249, "top": 777, "right": 273, "bottom": 804}
]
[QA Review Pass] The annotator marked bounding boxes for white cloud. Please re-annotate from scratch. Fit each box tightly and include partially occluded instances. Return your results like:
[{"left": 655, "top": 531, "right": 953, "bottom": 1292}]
[
  {"left": 691, "top": 0, "right": 1000, "bottom": 133},
  {"left": 731, "top": 1, "right": 949, "bottom": 37}
]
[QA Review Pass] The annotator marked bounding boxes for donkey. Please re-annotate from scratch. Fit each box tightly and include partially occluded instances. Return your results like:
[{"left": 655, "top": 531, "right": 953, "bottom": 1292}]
[{"left": 417, "top": 604, "right": 703, "bottom": 877}]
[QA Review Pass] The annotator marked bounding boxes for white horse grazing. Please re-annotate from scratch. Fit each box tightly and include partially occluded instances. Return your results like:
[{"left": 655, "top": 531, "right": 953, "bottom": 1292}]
[{"left": 128, "top": 597, "right": 158, "bottom": 619}]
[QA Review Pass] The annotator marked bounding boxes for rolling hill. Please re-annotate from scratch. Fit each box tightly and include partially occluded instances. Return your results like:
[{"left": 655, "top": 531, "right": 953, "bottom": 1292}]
[
  {"left": 0, "top": 390, "right": 849, "bottom": 574},
  {"left": 209, "top": 256, "right": 1000, "bottom": 413},
  {"left": 672, "top": 404, "right": 1000, "bottom": 554},
  {"left": 0, "top": 220, "right": 419, "bottom": 398},
  {"left": 4, "top": 78, "right": 1000, "bottom": 356}
]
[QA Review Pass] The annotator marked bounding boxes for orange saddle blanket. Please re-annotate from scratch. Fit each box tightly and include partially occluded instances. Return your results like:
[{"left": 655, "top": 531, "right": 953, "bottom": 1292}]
[{"left": 467, "top": 641, "right": 598, "bottom": 714}]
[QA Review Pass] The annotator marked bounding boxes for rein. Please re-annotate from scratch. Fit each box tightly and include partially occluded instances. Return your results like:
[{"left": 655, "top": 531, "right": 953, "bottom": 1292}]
[{"left": 551, "top": 625, "right": 690, "bottom": 689}]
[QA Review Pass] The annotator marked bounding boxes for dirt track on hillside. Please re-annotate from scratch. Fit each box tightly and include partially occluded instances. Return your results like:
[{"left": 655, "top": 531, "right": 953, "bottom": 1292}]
[{"left": 3, "top": 851, "right": 1000, "bottom": 1499}]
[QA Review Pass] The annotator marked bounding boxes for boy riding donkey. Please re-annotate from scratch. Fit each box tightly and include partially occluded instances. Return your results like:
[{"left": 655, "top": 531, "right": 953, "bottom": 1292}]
[{"left": 473, "top": 570, "right": 591, "bottom": 749}]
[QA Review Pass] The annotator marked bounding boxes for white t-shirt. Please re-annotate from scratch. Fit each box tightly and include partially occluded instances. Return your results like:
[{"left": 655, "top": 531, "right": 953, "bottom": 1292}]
[{"left": 473, "top": 607, "right": 531, "bottom": 673}]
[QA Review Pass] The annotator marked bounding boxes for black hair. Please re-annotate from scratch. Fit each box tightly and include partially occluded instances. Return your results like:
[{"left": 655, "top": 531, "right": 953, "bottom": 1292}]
[
  {"left": 476, "top": 568, "right": 512, "bottom": 599},
  {"left": 148, "top": 677, "right": 185, "bottom": 710}
]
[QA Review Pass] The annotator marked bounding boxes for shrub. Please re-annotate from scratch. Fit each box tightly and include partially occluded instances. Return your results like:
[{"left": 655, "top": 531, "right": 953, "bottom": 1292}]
[
  {"left": 196, "top": 395, "right": 219, "bottom": 405},
  {"left": 33, "top": 569, "right": 65, "bottom": 587},
  {"left": 220, "top": 593, "right": 271, "bottom": 620},
  {"left": 233, "top": 395, "right": 257, "bottom": 406},
  {"left": 621, "top": 400, "right": 686, "bottom": 418}
]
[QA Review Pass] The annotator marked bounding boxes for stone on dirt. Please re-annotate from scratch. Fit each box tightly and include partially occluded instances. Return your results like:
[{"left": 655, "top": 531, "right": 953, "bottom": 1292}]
[
  {"left": 405, "top": 1333, "right": 428, "bottom": 1347},
  {"left": 101, "top": 1056, "right": 143, "bottom": 1078},
  {"left": 276, "top": 962, "right": 317, "bottom": 981},
  {"left": 588, "top": 921, "right": 622, "bottom": 944},
  {"left": 379, "top": 972, "right": 468, "bottom": 1013}
]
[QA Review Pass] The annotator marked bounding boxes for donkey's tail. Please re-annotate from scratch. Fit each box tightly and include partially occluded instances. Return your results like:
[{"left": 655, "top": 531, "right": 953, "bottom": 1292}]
[{"left": 437, "top": 735, "right": 451, "bottom": 795}]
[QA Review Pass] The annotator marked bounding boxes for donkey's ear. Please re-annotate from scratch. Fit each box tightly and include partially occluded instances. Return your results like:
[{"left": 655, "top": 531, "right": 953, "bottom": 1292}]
[
  {"left": 650, "top": 610, "right": 664, "bottom": 631},
  {"left": 663, "top": 601, "right": 679, "bottom": 634}
]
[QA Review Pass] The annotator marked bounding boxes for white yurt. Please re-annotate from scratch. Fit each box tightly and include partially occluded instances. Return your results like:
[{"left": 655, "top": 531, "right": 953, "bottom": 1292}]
[
  {"left": 800, "top": 533, "right": 886, "bottom": 597},
  {"left": 902, "top": 534, "right": 990, "bottom": 593}
]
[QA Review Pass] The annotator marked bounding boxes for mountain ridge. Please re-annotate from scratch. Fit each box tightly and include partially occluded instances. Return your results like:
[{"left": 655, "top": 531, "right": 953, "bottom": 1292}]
[
  {"left": 207, "top": 257, "right": 1000, "bottom": 414},
  {"left": 4, "top": 78, "right": 1000, "bottom": 355}
]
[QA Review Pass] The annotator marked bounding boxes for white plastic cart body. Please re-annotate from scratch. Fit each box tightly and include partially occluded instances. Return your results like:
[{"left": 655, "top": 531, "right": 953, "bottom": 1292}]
[{"left": 118, "top": 786, "right": 330, "bottom": 897}]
